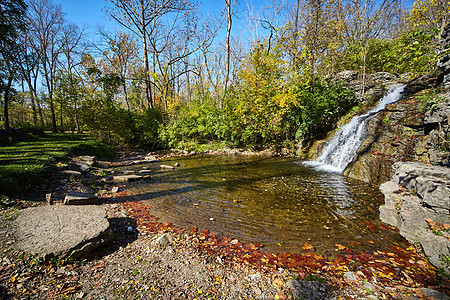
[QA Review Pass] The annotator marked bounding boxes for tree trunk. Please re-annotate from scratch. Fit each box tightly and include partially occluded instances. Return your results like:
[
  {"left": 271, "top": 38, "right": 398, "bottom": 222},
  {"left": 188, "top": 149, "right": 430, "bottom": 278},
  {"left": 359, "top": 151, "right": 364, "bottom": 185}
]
[
  {"left": 3, "top": 75, "right": 15, "bottom": 129},
  {"left": 141, "top": 3, "right": 153, "bottom": 110},
  {"left": 4, "top": 91, "right": 10, "bottom": 130},
  {"left": 222, "top": 0, "right": 233, "bottom": 110},
  {"left": 49, "top": 99, "right": 57, "bottom": 132}
]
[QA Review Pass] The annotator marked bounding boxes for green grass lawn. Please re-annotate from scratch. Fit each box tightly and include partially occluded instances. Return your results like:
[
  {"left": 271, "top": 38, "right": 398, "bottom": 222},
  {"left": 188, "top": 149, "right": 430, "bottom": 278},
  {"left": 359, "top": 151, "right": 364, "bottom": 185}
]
[{"left": 0, "top": 133, "right": 114, "bottom": 197}]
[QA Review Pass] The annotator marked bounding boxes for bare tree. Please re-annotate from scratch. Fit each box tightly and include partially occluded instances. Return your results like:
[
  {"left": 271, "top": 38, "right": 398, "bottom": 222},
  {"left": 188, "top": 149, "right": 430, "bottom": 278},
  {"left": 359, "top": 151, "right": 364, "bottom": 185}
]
[
  {"left": 343, "top": 0, "right": 401, "bottom": 96},
  {"left": 28, "top": 0, "right": 65, "bottom": 132},
  {"left": 222, "top": 0, "right": 236, "bottom": 109},
  {"left": 106, "top": 0, "right": 195, "bottom": 109},
  {"left": 59, "top": 23, "right": 86, "bottom": 132}
]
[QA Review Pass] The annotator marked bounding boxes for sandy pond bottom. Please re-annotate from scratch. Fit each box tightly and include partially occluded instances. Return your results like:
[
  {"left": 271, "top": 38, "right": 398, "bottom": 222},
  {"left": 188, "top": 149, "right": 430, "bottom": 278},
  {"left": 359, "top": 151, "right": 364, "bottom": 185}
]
[{"left": 123, "top": 155, "right": 407, "bottom": 255}]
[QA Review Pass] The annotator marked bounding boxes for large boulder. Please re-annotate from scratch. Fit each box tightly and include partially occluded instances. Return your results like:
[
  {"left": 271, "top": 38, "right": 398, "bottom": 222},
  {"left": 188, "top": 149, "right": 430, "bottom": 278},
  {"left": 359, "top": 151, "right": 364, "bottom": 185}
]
[
  {"left": 14, "top": 205, "right": 113, "bottom": 259},
  {"left": 379, "top": 162, "right": 450, "bottom": 274}
]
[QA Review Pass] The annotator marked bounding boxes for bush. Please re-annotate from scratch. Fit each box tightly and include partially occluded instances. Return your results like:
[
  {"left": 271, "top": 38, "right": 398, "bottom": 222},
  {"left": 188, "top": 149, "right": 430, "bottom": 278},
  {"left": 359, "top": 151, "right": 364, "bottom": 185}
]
[{"left": 70, "top": 140, "right": 116, "bottom": 159}]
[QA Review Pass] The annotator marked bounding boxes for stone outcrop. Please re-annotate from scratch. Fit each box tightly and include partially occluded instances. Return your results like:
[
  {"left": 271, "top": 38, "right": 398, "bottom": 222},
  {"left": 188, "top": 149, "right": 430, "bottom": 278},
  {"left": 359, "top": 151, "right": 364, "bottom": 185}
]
[
  {"left": 344, "top": 88, "right": 449, "bottom": 184},
  {"left": 437, "top": 22, "right": 450, "bottom": 88},
  {"left": 379, "top": 162, "right": 450, "bottom": 274},
  {"left": 424, "top": 94, "right": 450, "bottom": 167},
  {"left": 332, "top": 70, "right": 399, "bottom": 102},
  {"left": 343, "top": 91, "right": 430, "bottom": 185},
  {"left": 14, "top": 205, "right": 113, "bottom": 259}
]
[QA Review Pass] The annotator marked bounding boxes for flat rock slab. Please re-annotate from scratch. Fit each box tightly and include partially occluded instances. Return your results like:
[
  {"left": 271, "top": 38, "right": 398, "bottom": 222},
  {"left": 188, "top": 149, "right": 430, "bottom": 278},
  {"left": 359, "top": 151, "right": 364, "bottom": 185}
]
[
  {"left": 14, "top": 205, "right": 112, "bottom": 259},
  {"left": 64, "top": 190, "right": 99, "bottom": 205},
  {"left": 113, "top": 174, "right": 143, "bottom": 182}
]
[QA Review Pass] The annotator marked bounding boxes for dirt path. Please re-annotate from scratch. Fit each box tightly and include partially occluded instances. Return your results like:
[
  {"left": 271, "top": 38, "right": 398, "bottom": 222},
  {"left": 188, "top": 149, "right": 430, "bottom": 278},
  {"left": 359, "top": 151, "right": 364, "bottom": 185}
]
[{"left": 0, "top": 151, "right": 449, "bottom": 299}]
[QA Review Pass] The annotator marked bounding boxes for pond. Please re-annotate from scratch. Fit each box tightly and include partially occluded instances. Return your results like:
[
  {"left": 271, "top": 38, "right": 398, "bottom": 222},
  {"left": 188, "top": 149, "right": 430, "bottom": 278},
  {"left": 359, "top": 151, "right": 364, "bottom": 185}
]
[{"left": 123, "top": 154, "right": 406, "bottom": 255}]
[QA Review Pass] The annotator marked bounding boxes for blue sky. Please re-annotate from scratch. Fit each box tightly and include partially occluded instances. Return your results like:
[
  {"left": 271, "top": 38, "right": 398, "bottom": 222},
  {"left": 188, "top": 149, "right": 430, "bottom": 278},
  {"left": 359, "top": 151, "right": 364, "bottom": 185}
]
[
  {"left": 55, "top": 0, "right": 265, "bottom": 36},
  {"left": 55, "top": 0, "right": 415, "bottom": 43}
]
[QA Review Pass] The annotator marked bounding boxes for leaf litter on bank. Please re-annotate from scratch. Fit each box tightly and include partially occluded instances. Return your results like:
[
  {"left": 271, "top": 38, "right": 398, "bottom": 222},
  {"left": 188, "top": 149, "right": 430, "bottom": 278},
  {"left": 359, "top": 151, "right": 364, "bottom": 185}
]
[{"left": 109, "top": 194, "right": 445, "bottom": 292}]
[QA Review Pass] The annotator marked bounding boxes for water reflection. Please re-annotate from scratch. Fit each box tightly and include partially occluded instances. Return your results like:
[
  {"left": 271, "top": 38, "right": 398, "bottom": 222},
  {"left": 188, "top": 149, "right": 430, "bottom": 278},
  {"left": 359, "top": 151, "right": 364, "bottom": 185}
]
[{"left": 123, "top": 155, "right": 404, "bottom": 254}]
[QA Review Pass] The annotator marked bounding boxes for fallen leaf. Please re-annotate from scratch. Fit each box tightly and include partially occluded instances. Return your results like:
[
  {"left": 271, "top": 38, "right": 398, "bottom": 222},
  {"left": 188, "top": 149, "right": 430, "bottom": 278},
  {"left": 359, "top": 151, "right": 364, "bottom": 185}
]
[
  {"left": 302, "top": 242, "right": 315, "bottom": 251},
  {"left": 335, "top": 244, "right": 346, "bottom": 251}
]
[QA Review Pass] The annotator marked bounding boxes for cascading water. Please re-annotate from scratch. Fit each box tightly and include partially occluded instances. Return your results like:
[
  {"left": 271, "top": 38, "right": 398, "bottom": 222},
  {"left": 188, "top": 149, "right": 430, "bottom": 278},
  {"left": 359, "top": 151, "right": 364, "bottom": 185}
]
[{"left": 307, "top": 84, "right": 406, "bottom": 173}]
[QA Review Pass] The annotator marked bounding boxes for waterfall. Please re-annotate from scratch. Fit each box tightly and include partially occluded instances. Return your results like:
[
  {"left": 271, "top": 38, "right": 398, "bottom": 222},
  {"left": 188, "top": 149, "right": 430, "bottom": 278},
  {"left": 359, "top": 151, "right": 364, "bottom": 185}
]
[{"left": 307, "top": 84, "right": 405, "bottom": 173}]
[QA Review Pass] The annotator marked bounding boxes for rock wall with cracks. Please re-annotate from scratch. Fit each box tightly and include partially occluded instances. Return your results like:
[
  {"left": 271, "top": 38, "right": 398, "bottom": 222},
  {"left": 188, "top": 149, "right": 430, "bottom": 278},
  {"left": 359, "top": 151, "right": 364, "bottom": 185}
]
[{"left": 379, "top": 162, "right": 450, "bottom": 275}]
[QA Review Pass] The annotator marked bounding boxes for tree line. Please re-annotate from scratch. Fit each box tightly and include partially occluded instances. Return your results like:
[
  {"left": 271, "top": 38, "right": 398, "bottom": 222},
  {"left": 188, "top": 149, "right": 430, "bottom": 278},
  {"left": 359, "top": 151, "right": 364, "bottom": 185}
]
[{"left": 0, "top": 0, "right": 448, "bottom": 151}]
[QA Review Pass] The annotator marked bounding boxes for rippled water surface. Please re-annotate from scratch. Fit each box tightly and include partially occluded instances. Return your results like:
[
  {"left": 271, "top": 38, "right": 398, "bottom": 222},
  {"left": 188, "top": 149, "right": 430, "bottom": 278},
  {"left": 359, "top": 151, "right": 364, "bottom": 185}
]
[{"left": 124, "top": 155, "right": 405, "bottom": 254}]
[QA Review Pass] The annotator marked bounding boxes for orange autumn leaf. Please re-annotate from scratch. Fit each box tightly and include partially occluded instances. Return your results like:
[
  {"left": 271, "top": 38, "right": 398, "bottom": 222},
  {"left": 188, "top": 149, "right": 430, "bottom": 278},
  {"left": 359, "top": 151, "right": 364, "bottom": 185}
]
[
  {"left": 335, "top": 244, "right": 346, "bottom": 251},
  {"left": 302, "top": 242, "right": 315, "bottom": 251}
]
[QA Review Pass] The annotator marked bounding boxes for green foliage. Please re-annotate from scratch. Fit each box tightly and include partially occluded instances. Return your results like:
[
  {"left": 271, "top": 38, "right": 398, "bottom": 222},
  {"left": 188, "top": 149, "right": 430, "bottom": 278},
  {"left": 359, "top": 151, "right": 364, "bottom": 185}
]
[
  {"left": 333, "top": 28, "right": 438, "bottom": 76},
  {"left": 70, "top": 139, "right": 115, "bottom": 159},
  {"left": 287, "top": 80, "right": 357, "bottom": 142},
  {"left": 161, "top": 100, "right": 231, "bottom": 149}
]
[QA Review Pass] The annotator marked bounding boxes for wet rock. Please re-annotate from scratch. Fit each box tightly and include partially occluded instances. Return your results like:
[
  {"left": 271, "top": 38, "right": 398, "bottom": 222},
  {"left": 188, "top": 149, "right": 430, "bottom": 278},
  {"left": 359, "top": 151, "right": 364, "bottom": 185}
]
[
  {"left": 285, "top": 279, "right": 329, "bottom": 300},
  {"left": 174, "top": 162, "right": 181, "bottom": 167},
  {"left": 344, "top": 90, "right": 431, "bottom": 185},
  {"left": 14, "top": 205, "right": 112, "bottom": 259},
  {"left": 64, "top": 190, "right": 99, "bottom": 205}
]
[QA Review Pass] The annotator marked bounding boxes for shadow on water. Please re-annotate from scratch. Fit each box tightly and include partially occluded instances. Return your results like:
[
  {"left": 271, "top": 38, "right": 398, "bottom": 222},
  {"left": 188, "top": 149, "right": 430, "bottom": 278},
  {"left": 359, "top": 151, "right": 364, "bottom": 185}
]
[{"left": 120, "top": 155, "right": 405, "bottom": 254}]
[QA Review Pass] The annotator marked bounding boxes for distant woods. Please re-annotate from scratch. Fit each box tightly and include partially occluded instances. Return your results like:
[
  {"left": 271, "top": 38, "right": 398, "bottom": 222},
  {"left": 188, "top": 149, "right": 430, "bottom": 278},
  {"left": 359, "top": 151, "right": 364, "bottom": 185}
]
[{"left": 0, "top": 0, "right": 448, "bottom": 149}]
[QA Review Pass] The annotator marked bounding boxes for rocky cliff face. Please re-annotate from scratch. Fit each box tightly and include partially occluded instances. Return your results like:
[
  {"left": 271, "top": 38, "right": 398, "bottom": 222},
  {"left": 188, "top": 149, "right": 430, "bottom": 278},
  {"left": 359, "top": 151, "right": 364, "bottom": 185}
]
[
  {"left": 343, "top": 89, "right": 449, "bottom": 185},
  {"left": 379, "top": 162, "right": 450, "bottom": 274}
]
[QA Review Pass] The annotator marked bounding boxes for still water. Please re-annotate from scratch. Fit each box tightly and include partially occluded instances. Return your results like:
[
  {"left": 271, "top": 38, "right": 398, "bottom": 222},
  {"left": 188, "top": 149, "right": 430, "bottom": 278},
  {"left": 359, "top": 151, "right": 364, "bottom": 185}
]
[{"left": 124, "top": 155, "right": 405, "bottom": 254}]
